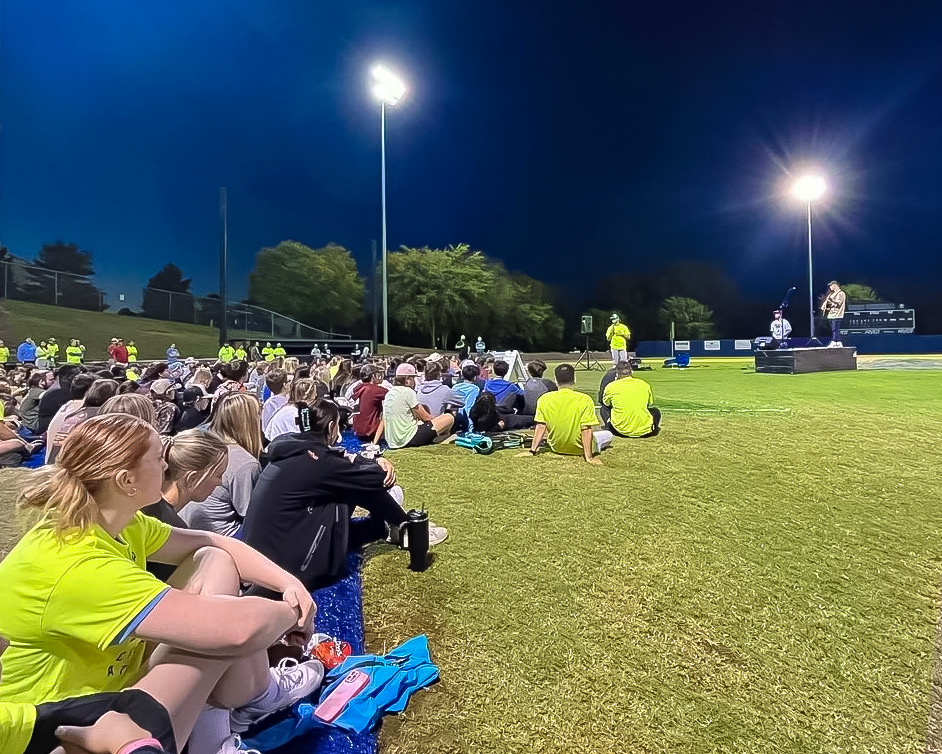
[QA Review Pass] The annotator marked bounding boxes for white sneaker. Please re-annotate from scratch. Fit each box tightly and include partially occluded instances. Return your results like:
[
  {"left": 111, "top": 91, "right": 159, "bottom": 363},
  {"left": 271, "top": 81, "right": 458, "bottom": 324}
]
[
  {"left": 216, "top": 735, "right": 260, "bottom": 754},
  {"left": 230, "top": 657, "right": 325, "bottom": 732},
  {"left": 429, "top": 525, "right": 448, "bottom": 546},
  {"left": 389, "top": 523, "right": 449, "bottom": 548}
]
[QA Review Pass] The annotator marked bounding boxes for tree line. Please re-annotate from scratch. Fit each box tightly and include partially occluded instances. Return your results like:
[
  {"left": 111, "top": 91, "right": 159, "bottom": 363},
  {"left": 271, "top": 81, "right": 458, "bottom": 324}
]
[{"left": 0, "top": 237, "right": 885, "bottom": 347}]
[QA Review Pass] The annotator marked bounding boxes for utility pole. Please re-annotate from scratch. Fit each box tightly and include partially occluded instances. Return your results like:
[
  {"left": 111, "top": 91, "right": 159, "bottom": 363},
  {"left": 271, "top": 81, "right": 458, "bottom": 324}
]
[{"left": 219, "top": 188, "right": 228, "bottom": 347}]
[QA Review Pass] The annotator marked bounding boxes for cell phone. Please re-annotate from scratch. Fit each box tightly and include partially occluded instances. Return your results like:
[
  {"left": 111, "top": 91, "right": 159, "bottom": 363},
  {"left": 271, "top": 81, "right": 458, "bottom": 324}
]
[{"left": 314, "top": 669, "right": 370, "bottom": 723}]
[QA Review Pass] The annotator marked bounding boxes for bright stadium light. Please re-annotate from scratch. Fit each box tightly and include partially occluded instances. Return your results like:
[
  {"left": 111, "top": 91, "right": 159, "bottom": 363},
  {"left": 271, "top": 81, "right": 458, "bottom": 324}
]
[
  {"left": 371, "top": 64, "right": 407, "bottom": 106},
  {"left": 790, "top": 173, "right": 827, "bottom": 344},
  {"left": 370, "top": 63, "right": 408, "bottom": 345},
  {"left": 790, "top": 174, "right": 826, "bottom": 202}
]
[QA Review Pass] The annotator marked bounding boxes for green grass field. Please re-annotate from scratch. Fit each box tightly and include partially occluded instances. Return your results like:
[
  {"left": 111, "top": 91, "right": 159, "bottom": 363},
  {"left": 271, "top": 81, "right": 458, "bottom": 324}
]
[
  {"left": 363, "top": 360, "right": 942, "bottom": 753},
  {"left": 0, "top": 300, "right": 223, "bottom": 361},
  {"left": 0, "top": 357, "right": 939, "bottom": 751}
]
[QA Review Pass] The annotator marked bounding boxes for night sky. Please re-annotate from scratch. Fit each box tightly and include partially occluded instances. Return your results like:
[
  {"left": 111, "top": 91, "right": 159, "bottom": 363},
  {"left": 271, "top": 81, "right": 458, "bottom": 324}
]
[{"left": 2, "top": 1, "right": 941, "bottom": 326}]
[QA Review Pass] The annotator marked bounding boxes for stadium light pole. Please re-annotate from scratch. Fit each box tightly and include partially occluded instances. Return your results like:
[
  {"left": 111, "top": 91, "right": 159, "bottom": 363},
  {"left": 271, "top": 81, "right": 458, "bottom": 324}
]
[
  {"left": 790, "top": 174, "right": 826, "bottom": 344},
  {"left": 371, "top": 64, "right": 407, "bottom": 346}
]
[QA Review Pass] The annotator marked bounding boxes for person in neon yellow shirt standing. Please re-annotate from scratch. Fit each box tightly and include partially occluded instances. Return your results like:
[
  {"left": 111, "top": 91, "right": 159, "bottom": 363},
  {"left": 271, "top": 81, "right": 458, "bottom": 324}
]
[
  {"left": 517, "top": 363, "right": 612, "bottom": 465},
  {"left": 46, "top": 338, "right": 59, "bottom": 366},
  {"left": 272, "top": 342, "right": 286, "bottom": 359},
  {"left": 234, "top": 342, "right": 247, "bottom": 361},
  {"left": 262, "top": 342, "right": 275, "bottom": 361},
  {"left": 0, "top": 341, "right": 8, "bottom": 365},
  {"left": 601, "top": 360, "right": 660, "bottom": 438},
  {"left": 126, "top": 340, "right": 138, "bottom": 363},
  {"left": 217, "top": 342, "right": 235, "bottom": 363},
  {"left": 65, "top": 339, "right": 85, "bottom": 364},
  {"left": 605, "top": 313, "right": 631, "bottom": 367}
]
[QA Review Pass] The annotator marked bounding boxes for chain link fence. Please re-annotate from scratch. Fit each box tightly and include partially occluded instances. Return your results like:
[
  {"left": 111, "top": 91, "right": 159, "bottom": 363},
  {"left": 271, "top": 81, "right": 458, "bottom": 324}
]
[
  {"left": 141, "top": 288, "right": 350, "bottom": 341},
  {"left": 0, "top": 260, "right": 347, "bottom": 340},
  {"left": 0, "top": 260, "right": 106, "bottom": 311}
]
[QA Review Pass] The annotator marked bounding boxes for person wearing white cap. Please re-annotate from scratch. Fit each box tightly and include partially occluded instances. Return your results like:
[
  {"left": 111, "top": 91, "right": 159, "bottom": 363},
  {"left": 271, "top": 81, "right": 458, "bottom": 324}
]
[
  {"left": 605, "top": 313, "right": 631, "bottom": 367},
  {"left": 380, "top": 363, "right": 454, "bottom": 448}
]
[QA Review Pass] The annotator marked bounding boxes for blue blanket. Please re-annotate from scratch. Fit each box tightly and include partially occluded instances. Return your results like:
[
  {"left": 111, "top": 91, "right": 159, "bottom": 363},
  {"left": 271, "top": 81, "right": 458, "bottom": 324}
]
[{"left": 244, "top": 552, "right": 378, "bottom": 754}]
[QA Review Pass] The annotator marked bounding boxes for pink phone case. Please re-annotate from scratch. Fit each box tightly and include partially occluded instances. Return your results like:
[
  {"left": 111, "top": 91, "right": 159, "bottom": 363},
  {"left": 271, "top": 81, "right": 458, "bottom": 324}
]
[{"left": 314, "top": 669, "right": 370, "bottom": 723}]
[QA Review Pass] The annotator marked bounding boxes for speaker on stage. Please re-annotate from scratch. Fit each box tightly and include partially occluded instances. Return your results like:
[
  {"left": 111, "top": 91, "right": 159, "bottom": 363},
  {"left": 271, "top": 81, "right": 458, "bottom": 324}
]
[{"left": 581, "top": 315, "right": 593, "bottom": 335}]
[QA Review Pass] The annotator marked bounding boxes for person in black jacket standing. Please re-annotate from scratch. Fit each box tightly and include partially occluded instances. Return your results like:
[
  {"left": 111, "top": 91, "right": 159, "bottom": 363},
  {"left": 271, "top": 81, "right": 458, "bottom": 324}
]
[{"left": 242, "top": 400, "right": 447, "bottom": 591}]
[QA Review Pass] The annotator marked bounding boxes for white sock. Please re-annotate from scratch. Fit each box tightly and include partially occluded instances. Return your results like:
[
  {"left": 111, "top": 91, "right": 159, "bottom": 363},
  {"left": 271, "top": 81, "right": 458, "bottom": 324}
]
[
  {"left": 387, "top": 485, "right": 405, "bottom": 507},
  {"left": 242, "top": 674, "right": 279, "bottom": 711},
  {"left": 185, "top": 706, "right": 232, "bottom": 754}
]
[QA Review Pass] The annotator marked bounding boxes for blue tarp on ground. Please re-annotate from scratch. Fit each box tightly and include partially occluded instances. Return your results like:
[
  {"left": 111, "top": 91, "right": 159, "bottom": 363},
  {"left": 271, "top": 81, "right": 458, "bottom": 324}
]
[{"left": 244, "top": 552, "right": 378, "bottom": 754}]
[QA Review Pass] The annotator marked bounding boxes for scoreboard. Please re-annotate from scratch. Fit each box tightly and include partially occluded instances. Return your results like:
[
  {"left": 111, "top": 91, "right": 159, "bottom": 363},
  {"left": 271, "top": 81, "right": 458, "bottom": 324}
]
[{"left": 843, "top": 307, "right": 915, "bottom": 334}]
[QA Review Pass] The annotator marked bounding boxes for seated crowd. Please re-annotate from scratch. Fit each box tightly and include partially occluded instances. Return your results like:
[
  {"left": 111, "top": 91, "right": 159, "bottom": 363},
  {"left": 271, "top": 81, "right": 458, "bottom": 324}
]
[{"left": 0, "top": 342, "right": 658, "bottom": 754}]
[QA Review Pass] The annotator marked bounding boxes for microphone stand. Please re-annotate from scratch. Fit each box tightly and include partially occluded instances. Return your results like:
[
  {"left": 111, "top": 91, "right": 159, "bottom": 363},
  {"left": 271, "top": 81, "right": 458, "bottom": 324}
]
[{"left": 779, "top": 287, "right": 796, "bottom": 348}]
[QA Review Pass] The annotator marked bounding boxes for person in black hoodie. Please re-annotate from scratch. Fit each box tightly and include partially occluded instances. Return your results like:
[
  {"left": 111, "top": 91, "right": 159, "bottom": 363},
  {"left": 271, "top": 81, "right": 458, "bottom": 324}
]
[{"left": 242, "top": 400, "right": 447, "bottom": 591}]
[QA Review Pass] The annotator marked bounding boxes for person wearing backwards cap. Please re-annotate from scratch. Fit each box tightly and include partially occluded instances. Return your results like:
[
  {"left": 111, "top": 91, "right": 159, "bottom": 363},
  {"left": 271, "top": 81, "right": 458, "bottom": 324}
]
[
  {"left": 379, "top": 363, "right": 454, "bottom": 449},
  {"left": 605, "top": 313, "right": 631, "bottom": 367}
]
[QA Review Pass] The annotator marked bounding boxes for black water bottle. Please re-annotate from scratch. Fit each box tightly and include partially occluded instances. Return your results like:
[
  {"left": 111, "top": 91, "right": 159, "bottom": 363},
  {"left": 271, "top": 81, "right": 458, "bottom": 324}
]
[{"left": 403, "top": 509, "right": 429, "bottom": 572}]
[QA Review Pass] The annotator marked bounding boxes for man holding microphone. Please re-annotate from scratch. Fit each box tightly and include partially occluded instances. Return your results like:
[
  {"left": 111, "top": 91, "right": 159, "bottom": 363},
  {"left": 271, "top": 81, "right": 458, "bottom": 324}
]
[{"left": 605, "top": 313, "right": 631, "bottom": 367}]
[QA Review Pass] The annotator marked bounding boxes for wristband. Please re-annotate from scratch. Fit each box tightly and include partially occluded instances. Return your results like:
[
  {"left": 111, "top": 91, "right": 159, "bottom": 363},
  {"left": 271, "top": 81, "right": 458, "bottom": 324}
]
[{"left": 117, "top": 738, "right": 164, "bottom": 754}]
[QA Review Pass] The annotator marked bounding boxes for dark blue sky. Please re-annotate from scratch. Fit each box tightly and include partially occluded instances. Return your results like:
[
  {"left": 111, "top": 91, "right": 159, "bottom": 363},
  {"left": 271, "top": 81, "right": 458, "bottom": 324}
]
[{"left": 2, "top": 0, "right": 941, "bottom": 314}]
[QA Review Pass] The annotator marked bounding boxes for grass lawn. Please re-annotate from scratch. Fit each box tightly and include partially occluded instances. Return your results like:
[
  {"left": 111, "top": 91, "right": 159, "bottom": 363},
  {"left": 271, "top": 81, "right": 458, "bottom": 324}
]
[
  {"left": 363, "top": 359, "right": 942, "bottom": 753},
  {"left": 0, "top": 358, "right": 939, "bottom": 752},
  {"left": 0, "top": 300, "right": 223, "bottom": 360}
]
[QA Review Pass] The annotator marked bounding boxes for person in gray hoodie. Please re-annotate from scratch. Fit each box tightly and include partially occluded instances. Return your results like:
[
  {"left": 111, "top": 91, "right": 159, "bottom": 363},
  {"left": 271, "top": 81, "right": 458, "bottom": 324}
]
[{"left": 415, "top": 361, "right": 464, "bottom": 417}]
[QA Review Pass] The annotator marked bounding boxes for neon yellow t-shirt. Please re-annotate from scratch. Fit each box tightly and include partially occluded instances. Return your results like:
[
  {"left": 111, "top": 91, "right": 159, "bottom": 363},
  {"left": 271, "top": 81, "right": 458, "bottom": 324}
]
[
  {"left": 602, "top": 376, "right": 654, "bottom": 437},
  {"left": 0, "top": 512, "right": 172, "bottom": 705},
  {"left": 534, "top": 388, "right": 599, "bottom": 456},
  {"left": 0, "top": 702, "right": 36, "bottom": 754},
  {"left": 605, "top": 322, "right": 631, "bottom": 350}
]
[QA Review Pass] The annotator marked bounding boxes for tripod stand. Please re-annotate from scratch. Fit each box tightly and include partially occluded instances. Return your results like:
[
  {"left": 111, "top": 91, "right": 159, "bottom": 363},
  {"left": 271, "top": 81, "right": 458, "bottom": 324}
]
[{"left": 576, "top": 334, "right": 604, "bottom": 371}]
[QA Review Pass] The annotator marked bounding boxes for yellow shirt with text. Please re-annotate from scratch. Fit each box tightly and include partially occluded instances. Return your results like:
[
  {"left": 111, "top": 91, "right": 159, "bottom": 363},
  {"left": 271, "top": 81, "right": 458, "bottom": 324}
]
[{"left": 0, "top": 512, "right": 172, "bottom": 705}]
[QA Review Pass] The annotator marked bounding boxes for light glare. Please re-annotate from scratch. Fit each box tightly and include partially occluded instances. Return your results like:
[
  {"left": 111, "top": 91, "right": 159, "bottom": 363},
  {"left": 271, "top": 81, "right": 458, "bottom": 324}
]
[
  {"left": 371, "top": 64, "right": 407, "bottom": 106},
  {"left": 790, "top": 174, "right": 826, "bottom": 202}
]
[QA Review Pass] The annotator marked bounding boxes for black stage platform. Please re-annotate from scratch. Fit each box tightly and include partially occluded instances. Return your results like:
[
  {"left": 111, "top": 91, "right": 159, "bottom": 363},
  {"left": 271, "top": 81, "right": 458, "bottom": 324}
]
[{"left": 755, "top": 346, "right": 857, "bottom": 374}]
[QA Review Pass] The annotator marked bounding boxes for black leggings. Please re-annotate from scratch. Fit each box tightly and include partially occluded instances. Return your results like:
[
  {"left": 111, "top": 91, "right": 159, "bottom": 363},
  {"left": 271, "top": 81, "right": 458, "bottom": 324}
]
[{"left": 348, "top": 489, "right": 410, "bottom": 549}]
